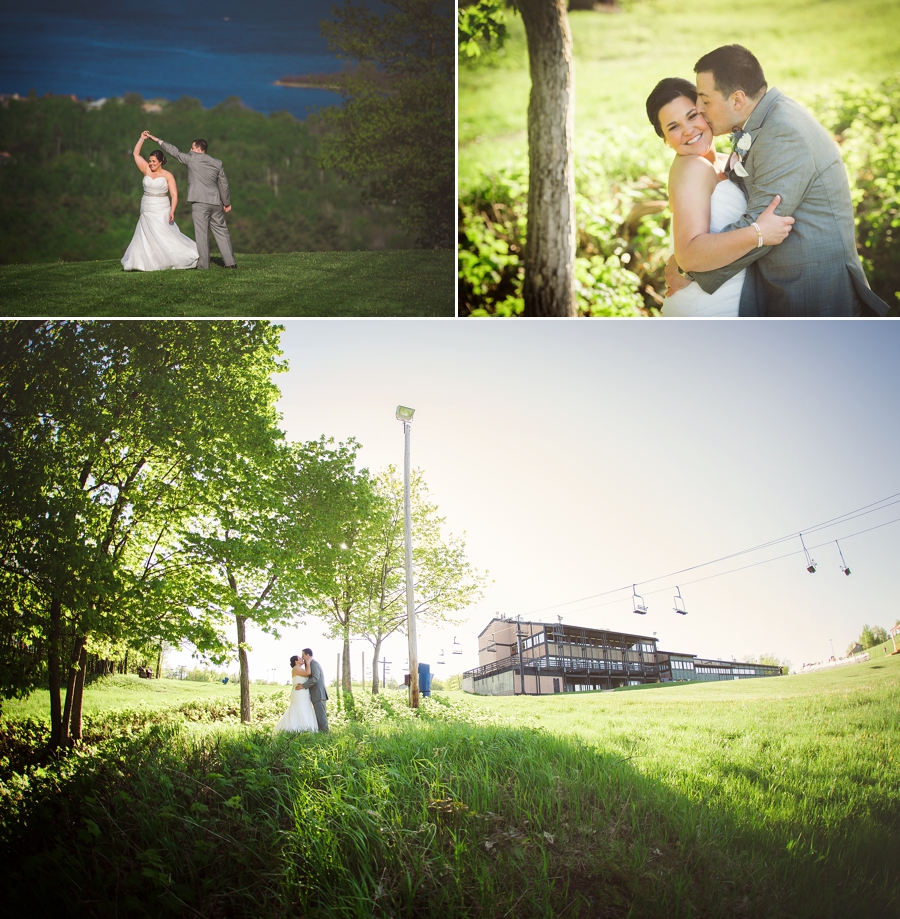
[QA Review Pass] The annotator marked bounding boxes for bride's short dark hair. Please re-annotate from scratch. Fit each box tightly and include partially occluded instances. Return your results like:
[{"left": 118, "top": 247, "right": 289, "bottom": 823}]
[
  {"left": 148, "top": 149, "right": 167, "bottom": 165},
  {"left": 646, "top": 78, "right": 698, "bottom": 138},
  {"left": 290, "top": 655, "right": 300, "bottom": 667}
]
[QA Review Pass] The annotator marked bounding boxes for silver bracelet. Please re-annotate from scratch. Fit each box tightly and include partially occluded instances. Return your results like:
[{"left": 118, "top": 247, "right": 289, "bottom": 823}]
[{"left": 751, "top": 222, "right": 763, "bottom": 248}]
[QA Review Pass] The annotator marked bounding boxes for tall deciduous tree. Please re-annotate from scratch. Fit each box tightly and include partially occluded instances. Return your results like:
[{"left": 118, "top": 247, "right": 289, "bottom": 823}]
[
  {"left": 181, "top": 438, "right": 368, "bottom": 722},
  {"left": 319, "top": 0, "right": 454, "bottom": 247},
  {"left": 0, "top": 320, "right": 284, "bottom": 746},
  {"left": 359, "top": 466, "right": 487, "bottom": 693}
]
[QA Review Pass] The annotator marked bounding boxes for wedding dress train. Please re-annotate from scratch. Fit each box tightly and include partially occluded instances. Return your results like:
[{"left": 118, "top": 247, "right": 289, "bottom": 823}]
[
  {"left": 274, "top": 675, "right": 319, "bottom": 733},
  {"left": 662, "top": 179, "right": 747, "bottom": 317},
  {"left": 121, "top": 175, "right": 199, "bottom": 271}
]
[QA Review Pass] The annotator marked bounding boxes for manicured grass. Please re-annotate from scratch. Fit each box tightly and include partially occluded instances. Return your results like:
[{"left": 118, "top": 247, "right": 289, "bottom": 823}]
[
  {"left": 459, "top": 0, "right": 900, "bottom": 186},
  {"left": 2, "top": 657, "right": 897, "bottom": 917},
  {"left": 0, "top": 249, "right": 455, "bottom": 316}
]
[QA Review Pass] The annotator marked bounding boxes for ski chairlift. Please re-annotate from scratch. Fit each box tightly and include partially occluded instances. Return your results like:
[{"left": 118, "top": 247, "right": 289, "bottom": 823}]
[
  {"left": 800, "top": 533, "right": 816, "bottom": 573},
  {"left": 673, "top": 586, "right": 688, "bottom": 615},
  {"left": 437, "top": 649, "right": 446, "bottom": 665},
  {"left": 632, "top": 584, "right": 648, "bottom": 615},
  {"left": 835, "top": 540, "right": 851, "bottom": 576},
  {"left": 452, "top": 637, "right": 463, "bottom": 655}
]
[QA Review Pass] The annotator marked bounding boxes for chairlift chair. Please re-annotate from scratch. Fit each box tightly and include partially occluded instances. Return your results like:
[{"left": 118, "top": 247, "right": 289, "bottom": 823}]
[
  {"left": 835, "top": 540, "right": 851, "bottom": 576},
  {"left": 673, "top": 586, "right": 688, "bottom": 615},
  {"left": 452, "top": 637, "right": 462, "bottom": 655},
  {"left": 437, "top": 649, "right": 446, "bottom": 665},
  {"left": 632, "top": 584, "right": 648, "bottom": 615},
  {"left": 800, "top": 533, "right": 816, "bottom": 573}
]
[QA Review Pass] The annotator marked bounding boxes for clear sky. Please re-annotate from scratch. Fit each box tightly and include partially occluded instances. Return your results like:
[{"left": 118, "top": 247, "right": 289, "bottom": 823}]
[{"left": 171, "top": 319, "right": 900, "bottom": 686}]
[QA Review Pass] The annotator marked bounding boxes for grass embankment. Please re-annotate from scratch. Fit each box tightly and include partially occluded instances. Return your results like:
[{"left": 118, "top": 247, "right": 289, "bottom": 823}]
[
  {"left": 2, "top": 657, "right": 898, "bottom": 918},
  {"left": 459, "top": 0, "right": 900, "bottom": 185},
  {"left": 0, "top": 249, "right": 454, "bottom": 316}
]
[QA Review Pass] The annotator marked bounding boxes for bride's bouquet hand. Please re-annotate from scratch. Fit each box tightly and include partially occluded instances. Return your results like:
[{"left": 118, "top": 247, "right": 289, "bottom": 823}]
[{"left": 756, "top": 195, "right": 795, "bottom": 246}]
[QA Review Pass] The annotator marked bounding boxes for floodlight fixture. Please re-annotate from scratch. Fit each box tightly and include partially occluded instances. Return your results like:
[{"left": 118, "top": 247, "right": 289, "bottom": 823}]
[{"left": 395, "top": 405, "right": 415, "bottom": 423}]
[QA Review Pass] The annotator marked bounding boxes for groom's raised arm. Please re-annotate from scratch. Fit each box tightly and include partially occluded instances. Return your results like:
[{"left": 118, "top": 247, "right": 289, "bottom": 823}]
[
  {"left": 154, "top": 138, "right": 192, "bottom": 167},
  {"left": 692, "top": 119, "right": 814, "bottom": 294}
]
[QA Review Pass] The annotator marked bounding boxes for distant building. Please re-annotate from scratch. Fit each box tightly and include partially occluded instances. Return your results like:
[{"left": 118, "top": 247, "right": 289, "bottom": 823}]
[{"left": 462, "top": 617, "right": 782, "bottom": 696}]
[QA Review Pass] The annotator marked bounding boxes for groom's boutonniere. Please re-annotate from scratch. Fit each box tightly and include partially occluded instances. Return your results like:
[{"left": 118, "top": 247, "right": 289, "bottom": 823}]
[{"left": 728, "top": 128, "right": 752, "bottom": 177}]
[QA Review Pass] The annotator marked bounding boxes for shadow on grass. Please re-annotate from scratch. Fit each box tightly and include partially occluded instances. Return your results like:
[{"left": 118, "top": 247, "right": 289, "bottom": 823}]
[{"left": 1, "top": 718, "right": 896, "bottom": 918}]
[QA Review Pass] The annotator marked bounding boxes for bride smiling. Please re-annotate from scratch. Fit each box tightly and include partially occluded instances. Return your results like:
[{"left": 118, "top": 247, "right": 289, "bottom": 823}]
[{"left": 645, "top": 78, "right": 794, "bottom": 316}]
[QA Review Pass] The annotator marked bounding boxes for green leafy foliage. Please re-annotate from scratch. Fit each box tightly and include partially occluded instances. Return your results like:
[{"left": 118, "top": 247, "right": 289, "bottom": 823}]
[
  {"left": 807, "top": 78, "right": 900, "bottom": 311},
  {"left": 457, "top": 1, "right": 510, "bottom": 59},
  {"left": 0, "top": 95, "right": 414, "bottom": 265},
  {"left": 458, "top": 133, "right": 671, "bottom": 315},
  {"left": 318, "top": 0, "right": 454, "bottom": 247}
]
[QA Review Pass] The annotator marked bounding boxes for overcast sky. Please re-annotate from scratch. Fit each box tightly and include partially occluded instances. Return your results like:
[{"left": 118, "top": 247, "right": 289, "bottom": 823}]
[{"left": 171, "top": 319, "right": 900, "bottom": 686}]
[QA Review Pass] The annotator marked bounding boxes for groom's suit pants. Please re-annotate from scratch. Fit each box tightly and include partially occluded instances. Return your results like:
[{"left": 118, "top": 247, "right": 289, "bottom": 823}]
[{"left": 191, "top": 202, "right": 235, "bottom": 269}]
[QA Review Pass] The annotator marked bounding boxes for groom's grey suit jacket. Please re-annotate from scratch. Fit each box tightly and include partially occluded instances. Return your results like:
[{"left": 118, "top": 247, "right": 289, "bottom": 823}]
[
  {"left": 156, "top": 140, "right": 231, "bottom": 208},
  {"left": 691, "top": 88, "right": 887, "bottom": 316},
  {"left": 304, "top": 659, "right": 328, "bottom": 705}
]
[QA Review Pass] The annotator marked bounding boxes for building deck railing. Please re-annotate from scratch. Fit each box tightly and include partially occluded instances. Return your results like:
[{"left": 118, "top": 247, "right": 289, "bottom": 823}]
[{"left": 464, "top": 655, "right": 659, "bottom": 681}]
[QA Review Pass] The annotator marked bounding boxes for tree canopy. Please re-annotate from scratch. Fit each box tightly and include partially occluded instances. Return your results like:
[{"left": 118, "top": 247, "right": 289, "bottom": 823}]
[{"left": 319, "top": 0, "right": 454, "bottom": 248}]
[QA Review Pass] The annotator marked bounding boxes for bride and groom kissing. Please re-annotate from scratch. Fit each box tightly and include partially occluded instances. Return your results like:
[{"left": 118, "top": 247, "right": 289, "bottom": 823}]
[
  {"left": 274, "top": 648, "right": 329, "bottom": 734},
  {"left": 647, "top": 44, "right": 888, "bottom": 316},
  {"left": 121, "top": 131, "right": 236, "bottom": 273}
]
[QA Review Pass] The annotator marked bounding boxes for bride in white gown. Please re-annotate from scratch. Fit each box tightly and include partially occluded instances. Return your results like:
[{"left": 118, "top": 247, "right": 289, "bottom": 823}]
[
  {"left": 645, "top": 78, "right": 794, "bottom": 315},
  {"left": 121, "top": 132, "right": 199, "bottom": 271},
  {"left": 274, "top": 655, "right": 319, "bottom": 733}
]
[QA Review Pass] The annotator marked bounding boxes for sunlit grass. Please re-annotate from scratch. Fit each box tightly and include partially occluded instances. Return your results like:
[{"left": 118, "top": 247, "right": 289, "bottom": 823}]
[
  {"left": 459, "top": 0, "right": 900, "bottom": 187},
  {"left": 2, "top": 654, "right": 898, "bottom": 917}
]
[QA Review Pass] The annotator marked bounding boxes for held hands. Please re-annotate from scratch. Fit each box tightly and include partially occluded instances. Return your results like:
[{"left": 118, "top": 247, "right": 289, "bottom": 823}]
[
  {"left": 755, "top": 195, "right": 794, "bottom": 246},
  {"left": 140, "top": 131, "right": 151, "bottom": 142}
]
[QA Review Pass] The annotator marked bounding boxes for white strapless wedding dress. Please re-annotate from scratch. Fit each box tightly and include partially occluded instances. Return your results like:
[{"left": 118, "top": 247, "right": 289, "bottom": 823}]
[
  {"left": 274, "top": 674, "right": 319, "bottom": 733},
  {"left": 121, "top": 176, "right": 199, "bottom": 271},
  {"left": 662, "top": 179, "right": 746, "bottom": 317}
]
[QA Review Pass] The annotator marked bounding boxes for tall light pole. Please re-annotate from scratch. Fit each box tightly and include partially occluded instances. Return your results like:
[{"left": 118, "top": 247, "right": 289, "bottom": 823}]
[{"left": 396, "top": 405, "right": 419, "bottom": 708}]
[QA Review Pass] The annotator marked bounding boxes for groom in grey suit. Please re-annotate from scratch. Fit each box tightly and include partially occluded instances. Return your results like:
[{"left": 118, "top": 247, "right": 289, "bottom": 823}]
[
  {"left": 667, "top": 45, "right": 887, "bottom": 316},
  {"left": 298, "top": 648, "right": 328, "bottom": 732},
  {"left": 146, "top": 132, "right": 236, "bottom": 270}
]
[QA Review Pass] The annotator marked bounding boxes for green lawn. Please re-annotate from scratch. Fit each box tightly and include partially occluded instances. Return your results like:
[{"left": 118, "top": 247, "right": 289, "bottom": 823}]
[
  {"left": 3, "top": 654, "right": 897, "bottom": 917},
  {"left": 0, "top": 249, "right": 455, "bottom": 316},
  {"left": 459, "top": 0, "right": 900, "bottom": 187}
]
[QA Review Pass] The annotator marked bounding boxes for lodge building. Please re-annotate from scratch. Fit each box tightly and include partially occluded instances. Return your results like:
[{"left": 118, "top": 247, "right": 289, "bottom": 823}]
[{"left": 462, "top": 617, "right": 782, "bottom": 696}]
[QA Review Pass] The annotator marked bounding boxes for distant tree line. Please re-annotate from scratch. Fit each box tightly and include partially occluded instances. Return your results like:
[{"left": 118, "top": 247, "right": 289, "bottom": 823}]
[{"left": 0, "top": 94, "right": 414, "bottom": 265}]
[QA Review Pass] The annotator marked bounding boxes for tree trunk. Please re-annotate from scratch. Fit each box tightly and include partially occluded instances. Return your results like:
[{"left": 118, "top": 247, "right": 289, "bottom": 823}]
[
  {"left": 342, "top": 628, "right": 352, "bottom": 693},
  {"left": 236, "top": 614, "right": 252, "bottom": 722},
  {"left": 519, "top": 0, "right": 576, "bottom": 317},
  {"left": 155, "top": 643, "right": 162, "bottom": 679},
  {"left": 371, "top": 637, "right": 383, "bottom": 695},
  {"left": 70, "top": 645, "right": 88, "bottom": 741},
  {"left": 48, "top": 597, "right": 63, "bottom": 750},
  {"left": 61, "top": 634, "right": 86, "bottom": 748},
  {"left": 123, "top": 649, "right": 129, "bottom": 675}
]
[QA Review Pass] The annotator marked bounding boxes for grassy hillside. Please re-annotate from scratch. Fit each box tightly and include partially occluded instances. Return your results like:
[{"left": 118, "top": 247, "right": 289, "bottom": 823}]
[
  {"left": 459, "top": 0, "right": 900, "bottom": 184},
  {"left": 2, "top": 654, "right": 897, "bottom": 917},
  {"left": 0, "top": 249, "right": 454, "bottom": 316}
]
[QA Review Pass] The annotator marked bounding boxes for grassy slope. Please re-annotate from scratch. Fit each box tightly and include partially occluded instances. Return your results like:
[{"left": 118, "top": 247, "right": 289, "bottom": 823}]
[
  {"left": 459, "top": 0, "right": 900, "bottom": 186},
  {"left": 0, "top": 249, "right": 455, "bottom": 317},
  {"left": 3, "top": 655, "right": 897, "bottom": 917}
]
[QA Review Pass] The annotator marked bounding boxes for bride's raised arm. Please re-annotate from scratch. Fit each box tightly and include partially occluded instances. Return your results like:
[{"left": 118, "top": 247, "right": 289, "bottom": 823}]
[{"left": 131, "top": 131, "right": 152, "bottom": 175}]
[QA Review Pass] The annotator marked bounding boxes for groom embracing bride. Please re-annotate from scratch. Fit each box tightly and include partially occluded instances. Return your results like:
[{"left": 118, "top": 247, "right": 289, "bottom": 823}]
[{"left": 657, "top": 45, "right": 887, "bottom": 316}]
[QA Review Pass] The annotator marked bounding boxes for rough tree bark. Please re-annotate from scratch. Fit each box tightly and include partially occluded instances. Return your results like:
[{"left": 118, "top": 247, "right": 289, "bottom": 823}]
[
  {"left": 235, "top": 614, "right": 252, "bottom": 723},
  {"left": 70, "top": 645, "right": 88, "bottom": 741},
  {"left": 518, "top": 0, "right": 576, "bottom": 316},
  {"left": 48, "top": 597, "right": 63, "bottom": 750}
]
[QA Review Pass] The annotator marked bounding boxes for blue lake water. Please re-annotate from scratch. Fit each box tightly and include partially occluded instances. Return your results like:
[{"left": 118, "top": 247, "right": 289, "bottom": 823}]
[{"left": 0, "top": 0, "right": 362, "bottom": 120}]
